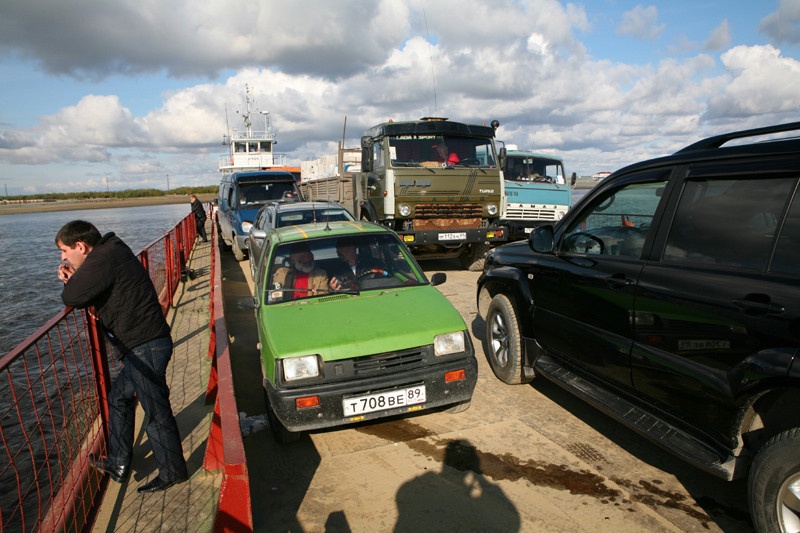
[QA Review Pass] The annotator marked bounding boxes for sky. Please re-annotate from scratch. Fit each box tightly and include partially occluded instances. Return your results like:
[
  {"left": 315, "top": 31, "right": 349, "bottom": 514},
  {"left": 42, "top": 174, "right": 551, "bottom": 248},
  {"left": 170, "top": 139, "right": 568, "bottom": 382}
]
[{"left": 0, "top": 0, "right": 799, "bottom": 195}]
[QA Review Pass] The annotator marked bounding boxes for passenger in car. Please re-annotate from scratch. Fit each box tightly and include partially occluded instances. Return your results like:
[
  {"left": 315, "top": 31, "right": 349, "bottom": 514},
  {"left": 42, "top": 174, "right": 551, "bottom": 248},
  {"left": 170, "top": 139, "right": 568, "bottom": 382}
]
[{"left": 271, "top": 242, "right": 328, "bottom": 299}]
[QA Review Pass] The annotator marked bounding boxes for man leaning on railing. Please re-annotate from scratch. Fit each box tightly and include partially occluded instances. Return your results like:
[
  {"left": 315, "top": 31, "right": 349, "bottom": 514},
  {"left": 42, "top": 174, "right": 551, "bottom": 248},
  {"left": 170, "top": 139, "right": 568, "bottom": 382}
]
[{"left": 55, "top": 220, "right": 189, "bottom": 493}]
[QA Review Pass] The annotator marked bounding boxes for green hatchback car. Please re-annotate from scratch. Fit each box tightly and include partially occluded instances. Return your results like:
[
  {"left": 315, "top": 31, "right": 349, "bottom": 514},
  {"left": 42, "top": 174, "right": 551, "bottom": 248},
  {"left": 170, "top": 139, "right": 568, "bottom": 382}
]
[{"left": 244, "top": 221, "right": 477, "bottom": 443}]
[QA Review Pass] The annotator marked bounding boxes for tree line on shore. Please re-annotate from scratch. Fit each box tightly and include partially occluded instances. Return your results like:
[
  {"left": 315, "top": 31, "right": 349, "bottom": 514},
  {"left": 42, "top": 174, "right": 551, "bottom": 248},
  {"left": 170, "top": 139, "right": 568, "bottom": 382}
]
[{"left": 1, "top": 186, "right": 218, "bottom": 202}]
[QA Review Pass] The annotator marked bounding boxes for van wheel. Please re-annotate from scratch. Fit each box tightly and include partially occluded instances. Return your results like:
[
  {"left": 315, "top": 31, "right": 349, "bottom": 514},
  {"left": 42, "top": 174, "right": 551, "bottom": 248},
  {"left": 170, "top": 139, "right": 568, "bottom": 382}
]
[
  {"left": 749, "top": 427, "right": 800, "bottom": 532},
  {"left": 232, "top": 240, "right": 246, "bottom": 261},
  {"left": 459, "top": 243, "right": 490, "bottom": 271},
  {"left": 486, "top": 294, "right": 532, "bottom": 384}
]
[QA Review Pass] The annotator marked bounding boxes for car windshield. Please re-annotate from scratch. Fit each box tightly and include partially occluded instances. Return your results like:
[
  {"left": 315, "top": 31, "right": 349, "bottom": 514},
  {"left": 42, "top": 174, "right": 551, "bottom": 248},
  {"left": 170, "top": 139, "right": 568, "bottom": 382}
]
[
  {"left": 276, "top": 208, "right": 354, "bottom": 227},
  {"left": 265, "top": 233, "right": 425, "bottom": 303},
  {"left": 239, "top": 182, "right": 297, "bottom": 205},
  {"left": 387, "top": 135, "right": 496, "bottom": 168}
]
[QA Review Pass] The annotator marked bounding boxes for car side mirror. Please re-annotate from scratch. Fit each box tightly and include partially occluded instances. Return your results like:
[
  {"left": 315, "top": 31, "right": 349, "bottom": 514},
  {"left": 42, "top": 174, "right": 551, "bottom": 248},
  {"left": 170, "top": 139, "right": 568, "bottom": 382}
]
[
  {"left": 250, "top": 228, "right": 267, "bottom": 240},
  {"left": 237, "top": 296, "right": 257, "bottom": 310},
  {"left": 430, "top": 272, "right": 447, "bottom": 286},
  {"left": 529, "top": 225, "right": 555, "bottom": 253},
  {"left": 570, "top": 172, "right": 577, "bottom": 187}
]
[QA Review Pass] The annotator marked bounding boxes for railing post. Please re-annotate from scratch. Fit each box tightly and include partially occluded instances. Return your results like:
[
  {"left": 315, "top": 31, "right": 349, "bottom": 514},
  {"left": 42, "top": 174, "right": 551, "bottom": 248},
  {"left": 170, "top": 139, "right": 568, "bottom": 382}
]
[{"left": 86, "top": 309, "right": 112, "bottom": 441}]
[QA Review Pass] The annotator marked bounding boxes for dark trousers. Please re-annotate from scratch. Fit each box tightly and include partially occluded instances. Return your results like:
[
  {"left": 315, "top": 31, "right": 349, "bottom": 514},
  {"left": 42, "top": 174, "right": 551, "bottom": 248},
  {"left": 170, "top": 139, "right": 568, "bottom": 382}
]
[
  {"left": 107, "top": 336, "right": 188, "bottom": 481},
  {"left": 195, "top": 218, "right": 207, "bottom": 241}
]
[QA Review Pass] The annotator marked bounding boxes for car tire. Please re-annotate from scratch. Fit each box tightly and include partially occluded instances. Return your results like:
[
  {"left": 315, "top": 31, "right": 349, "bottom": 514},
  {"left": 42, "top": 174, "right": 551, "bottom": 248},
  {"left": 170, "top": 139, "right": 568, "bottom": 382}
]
[
  {"left": 459, "top": 242, "right": 491, "bottom": 271},
  {"left": 748, "top": 426, "right": 800, "bottom": 532},
  {"left": 266, "top": 402, "right": 301, "bottom": 444},
  {"left": 447, "top": 400, "right": 471, "bottom": 414},
  {"left": 232, "top": 240, "right": 246, "bottom": 261},
  {"left": 486, "top": 294, "right": 530, "bottom": 385}
]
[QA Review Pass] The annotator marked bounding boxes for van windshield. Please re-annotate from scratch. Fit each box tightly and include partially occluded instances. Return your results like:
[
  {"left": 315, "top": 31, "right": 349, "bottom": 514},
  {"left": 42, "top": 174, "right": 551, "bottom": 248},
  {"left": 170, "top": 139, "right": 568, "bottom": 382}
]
[{"left": 239, "top": 182, "right": 298, "bottom": 205}]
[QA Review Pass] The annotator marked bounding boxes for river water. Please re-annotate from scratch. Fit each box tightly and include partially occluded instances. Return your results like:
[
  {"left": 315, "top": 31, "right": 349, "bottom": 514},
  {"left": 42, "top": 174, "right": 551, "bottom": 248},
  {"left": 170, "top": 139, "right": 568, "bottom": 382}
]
[{"left": 0, "top": 203, "right": 193, "bottom": 356}]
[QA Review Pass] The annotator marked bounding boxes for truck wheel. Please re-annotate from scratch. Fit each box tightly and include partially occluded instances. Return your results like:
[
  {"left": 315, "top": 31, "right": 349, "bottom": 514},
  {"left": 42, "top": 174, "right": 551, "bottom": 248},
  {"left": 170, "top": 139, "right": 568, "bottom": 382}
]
[
  {"left": 748, "top": 427, "right": 800, "bottom": 532},
  {"left": 459, "top": 242, "right": 491, "bottom": 271},
  {"left": 486, "top": 294, "right": 531, "bottom": 384},
  {"left": 232, "top": 240, "right": 246, "bottom": 261}
]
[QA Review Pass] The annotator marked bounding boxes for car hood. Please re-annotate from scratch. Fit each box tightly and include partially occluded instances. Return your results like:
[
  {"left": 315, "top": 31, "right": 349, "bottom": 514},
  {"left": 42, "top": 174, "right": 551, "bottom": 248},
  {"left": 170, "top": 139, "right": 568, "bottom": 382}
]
[{"left": 259, "top": 285, "right": 467, "bottom": 361}]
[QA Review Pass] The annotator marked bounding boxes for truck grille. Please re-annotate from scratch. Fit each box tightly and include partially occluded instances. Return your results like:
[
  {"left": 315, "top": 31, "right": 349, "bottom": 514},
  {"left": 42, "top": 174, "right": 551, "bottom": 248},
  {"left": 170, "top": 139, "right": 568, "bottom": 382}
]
[
  {"left": 505, "top": 206, "right": 558, "bottom": 221},
  {"left": 416, "top": 203, "right": 483, "bottom": 219}
]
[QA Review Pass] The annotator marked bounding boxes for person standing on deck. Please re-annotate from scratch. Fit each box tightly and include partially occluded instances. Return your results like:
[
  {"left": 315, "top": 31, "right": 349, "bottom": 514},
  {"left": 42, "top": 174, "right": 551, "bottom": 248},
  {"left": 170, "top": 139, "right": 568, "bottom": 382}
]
[
  {"left": 190, "top": 194, "right": 208, "bottom": 242},
  {"left": 55, "top": 220, "right": 188, "bottom": 493}
]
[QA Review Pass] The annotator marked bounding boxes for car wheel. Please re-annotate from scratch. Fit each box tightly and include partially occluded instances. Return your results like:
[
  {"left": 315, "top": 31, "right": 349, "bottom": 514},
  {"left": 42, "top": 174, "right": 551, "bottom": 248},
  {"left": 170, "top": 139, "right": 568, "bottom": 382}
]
[
  {"left": 447, "top": 400, "right": 471, "bottom": 414},
  {"left": 749, "top": 427, "right": 800, "bottom": 532},
  {"left": 266, "top": 402, "right": 301, "bottom": 444},
  {"left": 459, "top": 242, "right": 490, "bottom": 271},
  {"left": 232, "top": 240, "right": 246, "bottom": 261},
  {"left": 486, "top": 294, "right": 530, "bottom": 384}
]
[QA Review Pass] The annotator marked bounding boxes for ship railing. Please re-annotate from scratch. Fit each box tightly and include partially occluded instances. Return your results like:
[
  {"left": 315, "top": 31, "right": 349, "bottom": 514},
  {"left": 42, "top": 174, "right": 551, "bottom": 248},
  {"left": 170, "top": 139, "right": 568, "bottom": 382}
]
[
  {"left": 218, "top": 152, "right": 289, "bottom": 170},
  {"left": 0, "top": 213, "right": 197, "bottom": 533}
]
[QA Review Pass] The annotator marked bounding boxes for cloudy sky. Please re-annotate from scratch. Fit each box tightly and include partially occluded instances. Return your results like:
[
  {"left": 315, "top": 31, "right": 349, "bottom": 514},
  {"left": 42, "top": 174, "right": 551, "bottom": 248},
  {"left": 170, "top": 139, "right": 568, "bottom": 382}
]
[{"left": 0, "top": 0, "right": 798, "bottom": 195}]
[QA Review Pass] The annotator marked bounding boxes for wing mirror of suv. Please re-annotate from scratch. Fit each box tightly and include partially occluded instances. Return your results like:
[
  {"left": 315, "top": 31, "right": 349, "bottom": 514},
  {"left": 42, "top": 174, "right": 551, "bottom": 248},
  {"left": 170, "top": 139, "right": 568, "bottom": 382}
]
[
  {"left": 529, "top": 225, "right": 555, "bottom": 253},
  {"left": 430, "top": 272, "right": 447, "bottom": 286}
]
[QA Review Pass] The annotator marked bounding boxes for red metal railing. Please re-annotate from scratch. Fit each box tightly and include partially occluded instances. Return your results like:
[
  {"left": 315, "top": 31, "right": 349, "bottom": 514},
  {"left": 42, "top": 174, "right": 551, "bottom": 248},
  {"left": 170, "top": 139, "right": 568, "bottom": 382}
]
[
  {"left": 0, "top": 213, "right": 197, "bottom": 533},
  {"left": 203, "top": 217, "right": 253, "bottom": 532}
]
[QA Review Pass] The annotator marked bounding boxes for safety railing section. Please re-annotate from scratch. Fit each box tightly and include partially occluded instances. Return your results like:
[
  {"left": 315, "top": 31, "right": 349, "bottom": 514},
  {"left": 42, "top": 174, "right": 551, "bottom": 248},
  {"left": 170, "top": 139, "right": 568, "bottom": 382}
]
[
  {"left": 0, "top": 212, "right": 197, "bottom": 533},
  {"left": 204, "top": 217, "right": 254, "bottom": 532}
]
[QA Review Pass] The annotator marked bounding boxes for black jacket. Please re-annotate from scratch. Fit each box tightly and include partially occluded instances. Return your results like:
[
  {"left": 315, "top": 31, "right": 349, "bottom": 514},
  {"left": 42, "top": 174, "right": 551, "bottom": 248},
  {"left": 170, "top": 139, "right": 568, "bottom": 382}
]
[
  {"left": 191, "top": 199, "right": 206, "bottom": 222},
  {"left": 61, "top": 233, "right": 170, "bottom": 356}
]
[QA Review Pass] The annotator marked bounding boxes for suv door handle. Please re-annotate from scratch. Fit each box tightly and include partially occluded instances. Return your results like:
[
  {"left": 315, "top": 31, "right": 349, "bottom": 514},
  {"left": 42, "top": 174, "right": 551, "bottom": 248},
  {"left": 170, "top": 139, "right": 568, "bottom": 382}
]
[
  {"left": 605, "top": 273, "right": 634, "bottom": 289},
  {"left": 732, "top": 295, "right": 785, "bottom": 316}
]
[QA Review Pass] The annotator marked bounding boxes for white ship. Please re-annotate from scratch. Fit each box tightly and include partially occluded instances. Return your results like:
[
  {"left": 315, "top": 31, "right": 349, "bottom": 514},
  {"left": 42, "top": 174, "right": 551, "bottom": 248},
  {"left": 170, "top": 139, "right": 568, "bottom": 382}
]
[{"left": 218, "top": 85, "right": 297, "bottom": 176}]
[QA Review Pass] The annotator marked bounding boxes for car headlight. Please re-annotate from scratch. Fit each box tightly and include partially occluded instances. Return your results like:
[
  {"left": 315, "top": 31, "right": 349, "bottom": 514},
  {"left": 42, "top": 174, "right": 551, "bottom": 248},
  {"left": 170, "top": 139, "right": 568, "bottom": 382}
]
[
  {"left": 434, "top": 331, "right": 465, "bottom": 356},
  {"left": 487, "top": 203, "right": 498, "bottom": 216},
  {"left": 282, "top": 355, "right": 320, "bottom": 381},
  {"left": 241, "top": 221, "right": 253, "bottom": 233},
  {"left": 398, "top": 203, "right": 411, "bottom": 217}
]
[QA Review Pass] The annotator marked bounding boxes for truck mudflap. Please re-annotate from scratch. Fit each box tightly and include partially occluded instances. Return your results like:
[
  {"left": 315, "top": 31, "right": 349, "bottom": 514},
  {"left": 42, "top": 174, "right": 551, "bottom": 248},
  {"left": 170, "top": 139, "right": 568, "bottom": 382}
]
[
  {"left": 265, "top": 355, "right": 478, "bottom": 432},
  {"left": 398, "top": 227, "right": 507, "bottom": 246}
]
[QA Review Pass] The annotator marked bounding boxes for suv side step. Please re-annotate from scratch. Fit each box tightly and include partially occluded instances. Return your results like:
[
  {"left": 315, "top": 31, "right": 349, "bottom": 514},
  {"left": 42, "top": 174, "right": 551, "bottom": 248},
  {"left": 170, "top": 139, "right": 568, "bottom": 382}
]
[{"left": 534, "top": 355, "right": 736, "bottom": 481}]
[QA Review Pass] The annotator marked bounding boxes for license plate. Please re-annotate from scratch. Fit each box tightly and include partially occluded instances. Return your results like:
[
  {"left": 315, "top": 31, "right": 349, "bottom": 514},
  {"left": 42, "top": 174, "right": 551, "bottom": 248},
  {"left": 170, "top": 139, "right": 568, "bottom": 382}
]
[
  {"left": 342, "top": 385, "right": 426, "bottom": 417},
  {"left": 439, "top": 232, "right": 467, "bottom": 241}
]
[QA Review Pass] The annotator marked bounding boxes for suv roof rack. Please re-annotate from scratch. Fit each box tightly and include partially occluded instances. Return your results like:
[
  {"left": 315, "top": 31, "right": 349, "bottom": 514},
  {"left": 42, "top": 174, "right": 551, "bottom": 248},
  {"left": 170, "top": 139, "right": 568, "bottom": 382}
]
[{"left": 676, "top": 121, "right": 800, "bottom": 154}]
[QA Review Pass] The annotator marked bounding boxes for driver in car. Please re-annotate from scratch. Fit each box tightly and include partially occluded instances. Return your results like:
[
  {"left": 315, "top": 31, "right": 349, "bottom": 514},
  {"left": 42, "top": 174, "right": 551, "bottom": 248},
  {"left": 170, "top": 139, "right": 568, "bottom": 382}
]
[{"left": 328, "top": 237, "right": 383, "bottom": 291}]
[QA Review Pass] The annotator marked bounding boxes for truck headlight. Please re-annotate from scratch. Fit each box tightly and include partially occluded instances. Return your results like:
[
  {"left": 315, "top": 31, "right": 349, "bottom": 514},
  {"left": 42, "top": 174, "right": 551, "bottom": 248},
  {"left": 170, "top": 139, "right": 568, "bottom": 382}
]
[
  {"left": 242, "top": 221, "right": 253, "bottom": 233},
  {"left": 557, "top": 210, "right": 566, "bottom": 220},
  {"left": 434, "top": 331, "right": 465, "bottom": 356},
  {"left": 282, "top": 355, "right": 320, "bottom": 381},
  {"left": 398, "top": 204, "right": 411, "bottom": 217},
  {"left": 487, "top": 203, "right": 498, "bottom": 216}
]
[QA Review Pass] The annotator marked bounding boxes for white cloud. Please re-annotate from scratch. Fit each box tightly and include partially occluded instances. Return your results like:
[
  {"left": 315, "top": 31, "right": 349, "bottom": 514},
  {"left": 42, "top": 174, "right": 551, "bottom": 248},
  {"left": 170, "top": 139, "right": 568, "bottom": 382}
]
[
  {"left": 704, "top": 20, "right": 731, "bottom": 51},
  {"left": 616, "top": 5, "right": 665, "bottom": 41},
  {"left": 705, "top": 45, "right": 800, "bottom": 119}
]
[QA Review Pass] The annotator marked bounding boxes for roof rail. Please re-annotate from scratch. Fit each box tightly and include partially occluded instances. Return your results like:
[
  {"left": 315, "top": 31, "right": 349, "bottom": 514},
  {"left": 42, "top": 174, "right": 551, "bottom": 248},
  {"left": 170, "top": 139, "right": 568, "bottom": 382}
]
[{"left": 676, "top": 121, "right": 800, "bottom": 154}]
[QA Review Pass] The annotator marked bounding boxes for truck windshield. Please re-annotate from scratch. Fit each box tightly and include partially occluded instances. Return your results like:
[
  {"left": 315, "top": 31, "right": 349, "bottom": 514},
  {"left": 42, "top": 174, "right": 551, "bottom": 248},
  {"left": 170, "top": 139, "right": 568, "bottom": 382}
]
[
  {"left": 387, "top": 136, "right": 496, "bottom": 168},
  {"left": 505, "top": 155, "right": 565, "bottom": 185}
]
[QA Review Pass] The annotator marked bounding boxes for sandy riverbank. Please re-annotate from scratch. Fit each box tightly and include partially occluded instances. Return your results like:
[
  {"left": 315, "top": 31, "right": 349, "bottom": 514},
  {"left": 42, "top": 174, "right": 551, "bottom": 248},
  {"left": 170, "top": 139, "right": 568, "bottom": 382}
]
[{"left": 0, "top": 194, "right": 217, "bottom": 216}]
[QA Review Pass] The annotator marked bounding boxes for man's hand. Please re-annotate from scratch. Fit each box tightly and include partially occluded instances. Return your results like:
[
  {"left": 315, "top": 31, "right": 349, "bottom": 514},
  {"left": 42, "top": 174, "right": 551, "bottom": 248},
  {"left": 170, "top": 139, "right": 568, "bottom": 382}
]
[
  {"left": 58, "top": 263, "right": 75, "bottom": 283},
  {"left": 329, "top": 276, "right": 342, "bottom": 291}
]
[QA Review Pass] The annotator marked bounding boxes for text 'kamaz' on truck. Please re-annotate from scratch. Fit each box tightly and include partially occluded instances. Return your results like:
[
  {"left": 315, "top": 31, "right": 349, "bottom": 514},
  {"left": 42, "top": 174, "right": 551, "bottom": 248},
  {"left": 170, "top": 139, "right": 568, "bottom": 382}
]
[
  {"left": 300, "top": 117, "right": 507, "bottom": 270},
  {"left": 499, "top": 146, "right": 575, "bottom": 240}
]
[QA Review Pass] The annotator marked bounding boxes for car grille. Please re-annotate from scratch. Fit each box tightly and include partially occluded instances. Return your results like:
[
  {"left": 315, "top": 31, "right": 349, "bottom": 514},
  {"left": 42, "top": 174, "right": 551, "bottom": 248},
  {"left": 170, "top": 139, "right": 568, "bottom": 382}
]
[{"left": 353, "top": 348, "right": 426, "bottom": 376}]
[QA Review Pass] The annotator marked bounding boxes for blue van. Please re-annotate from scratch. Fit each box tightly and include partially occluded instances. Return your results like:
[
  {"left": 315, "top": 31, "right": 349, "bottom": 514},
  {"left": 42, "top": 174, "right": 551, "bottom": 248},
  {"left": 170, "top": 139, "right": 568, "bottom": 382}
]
[{"left": 216, "top": 171, "right": 302, "bottom": 260}]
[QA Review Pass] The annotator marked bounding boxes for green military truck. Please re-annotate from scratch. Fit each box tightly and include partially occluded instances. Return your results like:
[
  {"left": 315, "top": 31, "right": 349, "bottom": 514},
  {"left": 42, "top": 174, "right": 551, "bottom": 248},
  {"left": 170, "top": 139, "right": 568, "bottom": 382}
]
[{"left": 299, "top": 117, "right": 507, "bottom": 270}]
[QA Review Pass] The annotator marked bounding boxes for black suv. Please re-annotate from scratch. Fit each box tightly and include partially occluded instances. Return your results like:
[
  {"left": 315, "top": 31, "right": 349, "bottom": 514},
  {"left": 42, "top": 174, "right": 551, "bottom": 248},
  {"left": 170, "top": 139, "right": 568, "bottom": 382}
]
[{"left": 477, "top": 122, "right": 800, "bottom": 532}]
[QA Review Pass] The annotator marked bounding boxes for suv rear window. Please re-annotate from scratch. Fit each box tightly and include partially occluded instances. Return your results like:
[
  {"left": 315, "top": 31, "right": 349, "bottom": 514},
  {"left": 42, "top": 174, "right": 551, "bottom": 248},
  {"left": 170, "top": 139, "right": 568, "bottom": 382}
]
[{"left": 663, "top": 177, "right": 796, "bottom": 270}]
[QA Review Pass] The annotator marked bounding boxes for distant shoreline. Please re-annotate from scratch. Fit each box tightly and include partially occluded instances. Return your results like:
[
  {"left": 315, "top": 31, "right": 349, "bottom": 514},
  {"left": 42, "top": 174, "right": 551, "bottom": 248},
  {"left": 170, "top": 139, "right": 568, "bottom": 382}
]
[{"left": 0, "top": 194, "right": 216, "bottom": 216}]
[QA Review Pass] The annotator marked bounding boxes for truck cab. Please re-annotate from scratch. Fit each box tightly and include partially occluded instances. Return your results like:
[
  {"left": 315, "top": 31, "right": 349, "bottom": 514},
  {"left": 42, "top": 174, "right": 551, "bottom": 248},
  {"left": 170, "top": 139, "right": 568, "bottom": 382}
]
[
  {"left": 359, "top": 117, "right": 507, "bottom": 270},
  {"left": 500, "top": 147, "right": 573, "bottom": 240}
]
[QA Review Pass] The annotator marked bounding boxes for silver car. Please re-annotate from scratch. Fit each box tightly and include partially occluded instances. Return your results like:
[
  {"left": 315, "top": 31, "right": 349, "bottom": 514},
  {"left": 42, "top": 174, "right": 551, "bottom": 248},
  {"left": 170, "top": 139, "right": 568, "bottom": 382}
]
[{"left": 247, "top": 201, "right": 355, "bottom": 280}]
